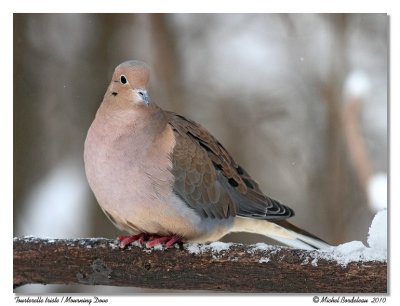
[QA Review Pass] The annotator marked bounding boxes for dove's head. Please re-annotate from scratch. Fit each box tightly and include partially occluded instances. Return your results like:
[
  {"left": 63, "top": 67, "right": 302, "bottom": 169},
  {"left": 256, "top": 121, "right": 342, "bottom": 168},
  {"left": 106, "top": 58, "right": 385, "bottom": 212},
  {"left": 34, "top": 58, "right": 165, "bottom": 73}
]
[
  {"left": 99, "top": 60, "right": 165, "bottom": 130},
  {"left": 108, "top": 60, "right": 151, "bottom": 107}
]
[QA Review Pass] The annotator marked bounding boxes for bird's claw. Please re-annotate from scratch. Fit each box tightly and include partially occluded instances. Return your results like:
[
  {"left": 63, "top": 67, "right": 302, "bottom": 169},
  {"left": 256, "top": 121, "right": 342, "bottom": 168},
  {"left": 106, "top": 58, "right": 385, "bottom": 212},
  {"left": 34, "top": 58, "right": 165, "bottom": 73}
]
[
  {"left": 117, "top": 233, "right": 148, "bottom": 248},
  {"left": 146, "top": 234, "right": 182, "bottom": 248},
  {"left": 116, "top": 233, "right": 182, "bottom": 249}
]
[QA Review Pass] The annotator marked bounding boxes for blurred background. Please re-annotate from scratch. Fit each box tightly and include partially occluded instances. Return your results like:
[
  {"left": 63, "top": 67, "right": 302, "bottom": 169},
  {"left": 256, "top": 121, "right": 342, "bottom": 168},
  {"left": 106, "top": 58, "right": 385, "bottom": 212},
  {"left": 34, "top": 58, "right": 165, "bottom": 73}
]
[{"left": 14, "top": 13, "right": 388, "bottom": 293}]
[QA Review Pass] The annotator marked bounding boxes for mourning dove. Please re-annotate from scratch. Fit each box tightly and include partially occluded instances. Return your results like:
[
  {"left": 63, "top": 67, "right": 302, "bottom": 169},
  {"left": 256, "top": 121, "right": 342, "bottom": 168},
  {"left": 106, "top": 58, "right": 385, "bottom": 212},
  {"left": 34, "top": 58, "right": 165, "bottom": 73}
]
[{"left": 84, "top": 60, "right": 330, "bottom": 250}]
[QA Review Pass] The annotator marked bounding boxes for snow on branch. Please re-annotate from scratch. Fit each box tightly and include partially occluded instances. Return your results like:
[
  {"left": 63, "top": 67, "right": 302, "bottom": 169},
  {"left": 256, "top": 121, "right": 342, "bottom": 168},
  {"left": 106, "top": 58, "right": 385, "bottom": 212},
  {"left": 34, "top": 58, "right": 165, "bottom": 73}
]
[{"left": 14, "top": 235, "right": 386, "bottom": 293}]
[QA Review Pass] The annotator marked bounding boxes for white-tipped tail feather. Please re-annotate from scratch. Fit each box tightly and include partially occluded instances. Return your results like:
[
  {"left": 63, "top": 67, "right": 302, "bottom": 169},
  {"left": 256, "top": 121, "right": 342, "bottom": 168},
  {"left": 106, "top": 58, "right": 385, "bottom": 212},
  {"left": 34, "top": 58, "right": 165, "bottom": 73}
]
[{"left": 232, "top": 217, "right": 331, "bottom": 250}]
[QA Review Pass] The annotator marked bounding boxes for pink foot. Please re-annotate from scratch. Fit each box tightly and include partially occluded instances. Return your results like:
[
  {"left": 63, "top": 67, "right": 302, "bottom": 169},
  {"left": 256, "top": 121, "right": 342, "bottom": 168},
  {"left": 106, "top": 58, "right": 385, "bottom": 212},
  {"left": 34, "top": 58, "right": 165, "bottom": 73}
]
[
  {"left": 146, "top": 234, "right": 182, "bottom": 248},
  {"left": 117, "top": 233, "right": 148, "bottom": 248}
]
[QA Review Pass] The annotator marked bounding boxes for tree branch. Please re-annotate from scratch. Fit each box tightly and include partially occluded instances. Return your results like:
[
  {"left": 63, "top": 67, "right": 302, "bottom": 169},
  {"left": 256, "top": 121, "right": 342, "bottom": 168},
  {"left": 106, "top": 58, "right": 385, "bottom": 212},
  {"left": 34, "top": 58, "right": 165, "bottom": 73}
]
[{"left": 13, "top": 237, "right": 386, "bottom": 293}]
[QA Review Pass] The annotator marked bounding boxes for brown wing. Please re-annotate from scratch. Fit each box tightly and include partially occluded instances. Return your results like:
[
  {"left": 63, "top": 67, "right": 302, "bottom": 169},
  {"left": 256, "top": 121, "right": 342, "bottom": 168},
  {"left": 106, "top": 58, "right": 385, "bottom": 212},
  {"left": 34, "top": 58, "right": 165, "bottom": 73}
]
[{"left": 166, "top": 111, "right": 294, "bottom": 220}]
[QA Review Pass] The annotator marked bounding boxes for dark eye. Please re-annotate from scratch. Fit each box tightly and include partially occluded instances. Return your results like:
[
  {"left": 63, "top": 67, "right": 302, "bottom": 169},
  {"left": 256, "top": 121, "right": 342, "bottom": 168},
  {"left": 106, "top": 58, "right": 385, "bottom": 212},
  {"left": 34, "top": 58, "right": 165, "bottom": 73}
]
[{"left": 120, "top": 75, "right": 127, "bottom": 84}]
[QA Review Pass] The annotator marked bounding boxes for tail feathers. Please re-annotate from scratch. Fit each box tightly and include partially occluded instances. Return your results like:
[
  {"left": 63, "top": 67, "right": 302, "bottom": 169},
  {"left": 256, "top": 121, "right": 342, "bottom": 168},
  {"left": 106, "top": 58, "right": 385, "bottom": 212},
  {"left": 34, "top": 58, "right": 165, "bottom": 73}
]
[
  {"left": 265, "top": 235, "right": 321, "bottom": 250},
  {"left": 268, "top": 229, "right": 331, "bottom": 250},
  {"left": 232, "top": 217, "right": 331, "bottom": 250},
  {"left": 273, "top": 220, "right": 331, "bottom": 250}
]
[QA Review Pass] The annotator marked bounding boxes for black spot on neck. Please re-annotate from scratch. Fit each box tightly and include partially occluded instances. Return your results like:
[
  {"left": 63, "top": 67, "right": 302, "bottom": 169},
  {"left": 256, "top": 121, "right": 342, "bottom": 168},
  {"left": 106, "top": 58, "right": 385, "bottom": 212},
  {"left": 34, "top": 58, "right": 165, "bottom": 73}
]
[{"left": 112, "top": 92, "right": 118, "bottom": 96}]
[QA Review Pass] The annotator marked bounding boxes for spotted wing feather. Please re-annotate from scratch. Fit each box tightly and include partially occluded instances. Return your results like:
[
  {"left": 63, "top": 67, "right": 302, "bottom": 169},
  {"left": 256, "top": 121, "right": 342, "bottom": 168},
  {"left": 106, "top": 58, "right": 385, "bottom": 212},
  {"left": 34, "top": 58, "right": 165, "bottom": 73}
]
[{"left": 167, "top": 111, "right": 294, "bottom": 220}]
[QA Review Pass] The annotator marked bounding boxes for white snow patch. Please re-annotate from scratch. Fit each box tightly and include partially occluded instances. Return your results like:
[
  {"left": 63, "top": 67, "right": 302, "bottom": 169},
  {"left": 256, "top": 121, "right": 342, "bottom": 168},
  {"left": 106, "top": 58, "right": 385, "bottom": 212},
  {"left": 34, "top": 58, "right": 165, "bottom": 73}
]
[
  {"left": 185, "top": 242, "right": 233, "bottom": 255},
  {"left": 258, "top": 258, "right": 270, "bottom": 263},
  {"left": 367, "top": 209, "right": 387, "bottom": 254},
  {"left": 209, "top": 241, "right": 233, "bottom": 252},
  {"left": 250, "top": 242, "right": 280, "bottom": 252},
  {"left": 185, "top": 244, "right": 201, "bottom": 254},
  {"left": 128, "top": 240, "right": 143, "bottom": 248},
  {"left": 368, "top": 173, "right": 387, "bottom": 212},
  {"left": 301, "top": 257, "right": 310, "bottom": 265},
  {"left": 315, "top": 241, "right": 368, "bottom": 267},
  {"left": 306, "top": 211, "right": 387, "bottom": 267},
  {"left": 109, "top": 242, "right": 119, "bottom": 250},
  {"left": 248, "top": 243, "right": 282, "bottom": 264},
  {"left": 311, "top": 258, "right": 318, "bottom": 267},
  {"left": 151, "top": 244, "right": 164, "bottom": 251}
]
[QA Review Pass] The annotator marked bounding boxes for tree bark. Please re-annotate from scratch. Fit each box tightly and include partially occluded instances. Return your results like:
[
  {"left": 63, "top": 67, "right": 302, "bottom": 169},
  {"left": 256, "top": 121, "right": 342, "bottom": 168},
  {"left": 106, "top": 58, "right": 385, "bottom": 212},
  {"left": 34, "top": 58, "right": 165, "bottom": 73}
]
[{"left": 13, "top": 237, "right": 386, "bottom": 293}]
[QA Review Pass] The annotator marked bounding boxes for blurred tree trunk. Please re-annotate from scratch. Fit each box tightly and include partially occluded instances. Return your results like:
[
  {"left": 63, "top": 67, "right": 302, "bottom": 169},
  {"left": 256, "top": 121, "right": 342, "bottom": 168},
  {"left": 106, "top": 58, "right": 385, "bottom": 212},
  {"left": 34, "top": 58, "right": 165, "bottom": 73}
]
[
  {"left": 319, "top": 15, "right": 371, "bottom": 244},
  {"left": 149, "top": 14, "right": 185, "bottom": 112},
  {"left": 342, "top": 97, "right": 373, "bottom": 196},
  {"left": 13, "top": 15, "right": 44, "bottom": 230}
]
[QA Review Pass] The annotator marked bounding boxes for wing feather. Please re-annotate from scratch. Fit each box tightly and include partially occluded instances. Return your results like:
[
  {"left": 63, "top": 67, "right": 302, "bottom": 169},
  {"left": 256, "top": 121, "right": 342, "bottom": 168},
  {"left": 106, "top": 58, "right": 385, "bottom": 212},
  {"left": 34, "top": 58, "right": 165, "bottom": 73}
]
[{"left": 167, "top": 111, "right": 294, "bottom": 220}]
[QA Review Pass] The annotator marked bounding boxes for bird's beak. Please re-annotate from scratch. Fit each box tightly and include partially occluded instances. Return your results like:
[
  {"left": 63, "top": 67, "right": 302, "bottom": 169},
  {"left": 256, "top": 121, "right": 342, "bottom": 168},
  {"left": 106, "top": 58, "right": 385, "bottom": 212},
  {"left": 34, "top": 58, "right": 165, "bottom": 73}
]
[{"left": 136, "top": 89, "right": 150, "bottom": 106}]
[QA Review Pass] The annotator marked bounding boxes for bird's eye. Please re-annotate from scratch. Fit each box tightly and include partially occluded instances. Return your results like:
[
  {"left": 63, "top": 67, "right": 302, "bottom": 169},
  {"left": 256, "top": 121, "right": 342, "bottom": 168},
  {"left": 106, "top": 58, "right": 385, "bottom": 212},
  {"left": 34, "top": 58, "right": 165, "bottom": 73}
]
[{"left": 120, "top": 75, "right": 128, "bottom": 84}]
